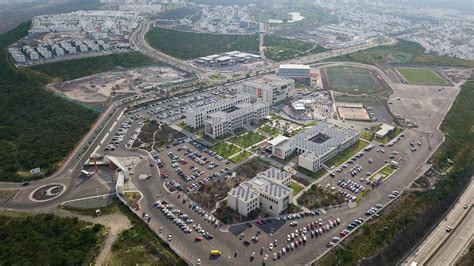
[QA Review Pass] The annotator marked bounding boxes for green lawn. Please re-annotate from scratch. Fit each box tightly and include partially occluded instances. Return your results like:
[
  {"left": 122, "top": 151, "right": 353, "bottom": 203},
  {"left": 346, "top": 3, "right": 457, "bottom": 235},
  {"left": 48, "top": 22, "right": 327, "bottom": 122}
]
[
  {"left": 324, "top": 66, "right": 380, "bottom": 94},
  {"left": 146, "top": 27, "right": 259, "bottom": 60},
  {"left": 325, "top": 140, "right": 370, "bottom": 167},
  {"left": 258, "top": 125, "right": 281, "bottom": 137},
  {"left": 230, "top": 150, "right": 252, "bottom": 164},
  {"left": 229, "top": 132, "right": 266, "bottom": 148},
  {"left": 376, "top": 127, "right": 404, "bottom": 144},
  {"left": 211, "top": 143, "right": 242, "bottom": 158},
  {"left": 290, "top": 181, "right": 304, "bottom": 195},
  {"left": 296, "top": 166, "right": 328, "bottom": 180},
  {"left": 396, "top": 67, "right": 448, "bottom": 85},
  {"left": 378, "top": 164, "right": 396, "bottom": 180}
]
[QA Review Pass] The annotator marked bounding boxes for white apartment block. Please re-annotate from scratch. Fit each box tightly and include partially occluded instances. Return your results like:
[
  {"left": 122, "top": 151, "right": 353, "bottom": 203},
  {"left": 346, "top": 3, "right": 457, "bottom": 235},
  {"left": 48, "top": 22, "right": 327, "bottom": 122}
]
[
  {"left": 204, "top": 101, "right": 269, "bottom": 139},
  {"left": 227, "top": 167, "right": 292, "bottom": 217},
  {"left": 239, "top": 75, "right": 295, "bottom": 105},
  {"left": 272, "top": 122, "right": 359, "bottom": 172},
  {"left": 185, "top": 94, "right": 251, "bottom": 128}
]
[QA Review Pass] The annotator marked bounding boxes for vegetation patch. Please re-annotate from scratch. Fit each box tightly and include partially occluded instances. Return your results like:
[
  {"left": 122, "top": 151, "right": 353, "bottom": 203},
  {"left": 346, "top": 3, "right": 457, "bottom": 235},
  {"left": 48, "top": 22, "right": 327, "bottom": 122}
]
[
  {"left": 229, "top": 131, "right": 266, "bottom": 148},
  {"left": 0, "top": 23, "right": 100, "bottom": 182},
  {"left": 156, "top": 7, "right": 197, "bottom": 20},
  {"left": 258, "top": 125, "right": 281, "bottom": 137},
  {"left": 0, "top": 212, "right": 103, "bottom": 265},
  {"left": 456, "top": 241, "right": 474, "bottom": 266},
  {"left": 296, "top": 185, "right": 346, "bottom": 209},
  {"left": 290, "top": 181, "right": 304, "bottom": 195},
  {"left": 230, "top": 150, "right": 252, "bottom": 164},
  {"left": 376, "top": 127, "right": 403, "bottom": 144},
  {"left": 325, "top": 140, "right": 370, "bottom": 167},
  {"left": 134, "top": 122, "right": 186, "bottom": 150},
  {"left": 330, "top": 39, "right": 474, "bottom": 67},
  {"left": 211, "top": 143, "right": 242, "bottom": 159},
  {"left": 287, "top": 203, "right": 303, "bottom": 214},
  {"left": 324, "top": 66, "right": 381, "bottom": 94},
  {"left": 111, "top": 201, "right": 185, "bottom": 265},
  {"left": 296, "top": 166, "right": 327, "bottom": 181},
  {"left": 264, "top": 35, "right": 327, "bottom": 61},
  {"left": 146, "top": 27, "right": 259, "bottom": 60},
  {"left": 233, "top": 157, "right": 271, "bottom": 179},
  {"left": 31, "top": 52, "right": 158, "bottom": 82},
  {"left": 396, "top": 67, "right": 448, "bottom": 85},
  {"left": 360, "top": 124, "right": 382, "bottom": 141}
]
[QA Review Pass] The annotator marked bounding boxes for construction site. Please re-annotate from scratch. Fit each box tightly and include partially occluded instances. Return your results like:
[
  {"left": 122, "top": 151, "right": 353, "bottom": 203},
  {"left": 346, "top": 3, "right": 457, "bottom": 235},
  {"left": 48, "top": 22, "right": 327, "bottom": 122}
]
[{"left": 48, "top": 66, "right": 189, "bottom": 103}]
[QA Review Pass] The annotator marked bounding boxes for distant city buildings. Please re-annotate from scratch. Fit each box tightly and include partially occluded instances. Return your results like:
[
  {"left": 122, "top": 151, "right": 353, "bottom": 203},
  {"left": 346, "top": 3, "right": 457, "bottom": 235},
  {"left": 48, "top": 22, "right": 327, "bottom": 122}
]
[
  {"left": 155, "top": 4, "right": 260, "bottom": 34},
  {"left": 30, "top": 10, "right": 142, "bottom": 34},
  {"left": 227, "top": 167, "right": 293, "bottom": 216},
  {"left": 8, "top": 10, "right": 139, "bottom": 67},
  {"left": 311, "top": 0, "right": 474, "bottom": 60}
]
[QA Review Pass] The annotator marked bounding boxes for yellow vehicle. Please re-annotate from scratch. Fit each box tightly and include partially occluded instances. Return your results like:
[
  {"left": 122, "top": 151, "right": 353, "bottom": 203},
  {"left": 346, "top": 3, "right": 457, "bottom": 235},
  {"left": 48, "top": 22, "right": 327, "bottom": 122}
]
[{"left": 210, "top": 250, "right": 222, "bottom": 256}]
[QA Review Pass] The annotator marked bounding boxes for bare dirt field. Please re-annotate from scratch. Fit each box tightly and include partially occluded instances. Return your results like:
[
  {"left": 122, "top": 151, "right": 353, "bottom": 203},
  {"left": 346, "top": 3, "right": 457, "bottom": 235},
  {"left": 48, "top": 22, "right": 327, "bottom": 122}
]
[{"left": 49, "top": 66, "right": 188, "bottom": 103}]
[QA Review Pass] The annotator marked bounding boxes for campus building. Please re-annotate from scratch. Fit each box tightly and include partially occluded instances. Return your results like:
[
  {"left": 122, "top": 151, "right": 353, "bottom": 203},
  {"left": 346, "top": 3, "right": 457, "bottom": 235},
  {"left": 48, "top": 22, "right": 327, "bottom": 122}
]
[
  {"left": 204, "top": 101, "right": 269, "bottom": 138},
  {"left": 185, "top": 94, "right": 269, "bottom": 139},
  {"left": 239, "top": 75, "right": 295, "bottom": 105},
  {"left": 227, "top": 167, "right": 293, "bottom": 216},
  {"left": 185, "top": 95, "right": 251, "bottom": 128},
  {"left": 272, "top": 122, "right": 359, "bottom": 172},
  {"left": 278, "top": 64, "right": 311, "bottom": 84}
]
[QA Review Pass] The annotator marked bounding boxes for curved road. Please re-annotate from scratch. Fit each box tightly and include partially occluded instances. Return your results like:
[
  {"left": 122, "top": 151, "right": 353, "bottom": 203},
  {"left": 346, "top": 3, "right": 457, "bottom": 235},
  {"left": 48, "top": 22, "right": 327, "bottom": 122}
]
[{"left": 403, "top": 178, "right": 474, "bottom": 265}]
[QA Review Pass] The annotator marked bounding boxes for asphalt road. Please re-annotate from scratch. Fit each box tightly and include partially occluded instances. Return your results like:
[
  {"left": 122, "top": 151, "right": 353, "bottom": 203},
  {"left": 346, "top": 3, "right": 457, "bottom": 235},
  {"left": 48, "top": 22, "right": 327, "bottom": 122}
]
[{"left": 403, "top": 179, "right": 474, "bottom": 266}]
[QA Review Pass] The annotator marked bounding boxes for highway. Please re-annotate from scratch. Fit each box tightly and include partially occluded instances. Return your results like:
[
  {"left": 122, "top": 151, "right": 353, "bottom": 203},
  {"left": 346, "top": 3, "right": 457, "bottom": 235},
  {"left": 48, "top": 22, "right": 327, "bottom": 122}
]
[
  {"left": 130, "top": 19, "right": 205, "bottom": 77},
  {"left": 403, "top": 178, "right": 474, "bottom": 266}
]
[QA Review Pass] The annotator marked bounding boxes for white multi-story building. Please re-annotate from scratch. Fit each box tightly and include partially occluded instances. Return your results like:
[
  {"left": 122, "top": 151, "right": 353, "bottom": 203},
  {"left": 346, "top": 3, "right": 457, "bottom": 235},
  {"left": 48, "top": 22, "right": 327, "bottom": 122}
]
[
  {"left": 278, "top": 64, "right": 311, "bottom": 84},
  {"left": 272, "top": 122, "right": 359, "bottom": 172},
  {"left": 186, "top": 94, "right": 251, "bottom": 129},
  {"left": 204, "top": 101, "right": 269, "bottom": 139},
  {"left": 239, "top": 75, "right": 295, "bottom": 105},
  {"left": 227, "top": 167, "right": 293, "bottom": 216}
]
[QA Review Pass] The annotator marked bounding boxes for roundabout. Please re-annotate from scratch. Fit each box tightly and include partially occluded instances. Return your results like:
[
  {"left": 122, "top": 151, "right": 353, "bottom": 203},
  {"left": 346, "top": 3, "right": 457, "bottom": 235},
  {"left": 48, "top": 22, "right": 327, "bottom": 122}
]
[{"left": 29, "top": 183, "right": 66, "bottom": 202}]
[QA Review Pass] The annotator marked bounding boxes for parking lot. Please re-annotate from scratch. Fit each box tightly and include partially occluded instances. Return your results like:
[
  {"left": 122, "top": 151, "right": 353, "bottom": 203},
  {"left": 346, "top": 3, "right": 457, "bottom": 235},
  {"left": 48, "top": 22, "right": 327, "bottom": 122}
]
[
  {"left": 155, "top": 140, "right": 236, "bottom": 196},
  {"left": 324, "top": 138, "right": 405, "bottom": 203}
]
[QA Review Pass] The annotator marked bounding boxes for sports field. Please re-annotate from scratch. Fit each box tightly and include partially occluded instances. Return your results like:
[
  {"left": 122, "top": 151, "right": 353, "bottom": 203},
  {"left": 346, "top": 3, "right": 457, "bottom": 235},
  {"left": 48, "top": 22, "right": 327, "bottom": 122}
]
[
  {"left": 324, "top": 66, "right": 381, "bottom": 94},
  {"left": 396, "top": 67, "right": 448, "bottom": 85}
]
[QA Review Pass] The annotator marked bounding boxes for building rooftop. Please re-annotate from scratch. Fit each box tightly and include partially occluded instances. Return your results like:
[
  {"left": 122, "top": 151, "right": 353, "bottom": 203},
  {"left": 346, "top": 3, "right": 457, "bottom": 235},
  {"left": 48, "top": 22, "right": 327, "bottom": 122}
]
[
  {"left": 267, "top": 135, "right": 289, "bottom": 147},
  {"left": 257, "top": 167, "right": 291, "bottom": 183},
  {"left": 230, "top": 182, "right": 258, "bottom": 202},
  {"left": 275, "top": 122, "right": 359, "bottom": 158},
  {"left": 279, "top": 64, "right": 311, "bottom": 70}
]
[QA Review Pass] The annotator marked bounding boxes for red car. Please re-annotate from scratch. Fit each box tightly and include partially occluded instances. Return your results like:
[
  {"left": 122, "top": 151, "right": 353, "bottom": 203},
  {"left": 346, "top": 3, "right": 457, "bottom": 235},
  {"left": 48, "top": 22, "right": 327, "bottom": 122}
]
[
  {"left": 195, "top": 236, "right": 203, "bottom": 242},
  {"left": 256, "top": 220, "right": 263, "bottom": 225}
]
